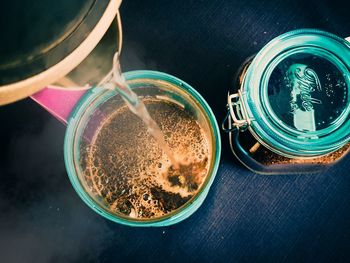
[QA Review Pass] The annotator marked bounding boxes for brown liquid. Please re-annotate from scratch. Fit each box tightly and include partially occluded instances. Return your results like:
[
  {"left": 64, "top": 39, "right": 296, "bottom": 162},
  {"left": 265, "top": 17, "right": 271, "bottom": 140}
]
[
  {"left": 80, "top": 99, "right": 211, "bottom": 219},
  {"left": 109, "top": 53, "right": 179, "bottom": 167}
]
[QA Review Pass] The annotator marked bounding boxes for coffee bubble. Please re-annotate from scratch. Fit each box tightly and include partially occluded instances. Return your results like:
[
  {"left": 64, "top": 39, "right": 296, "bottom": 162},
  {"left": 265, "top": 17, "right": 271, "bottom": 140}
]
[{"left": 79, "top": 98, "right": 211, "bottom": 219}]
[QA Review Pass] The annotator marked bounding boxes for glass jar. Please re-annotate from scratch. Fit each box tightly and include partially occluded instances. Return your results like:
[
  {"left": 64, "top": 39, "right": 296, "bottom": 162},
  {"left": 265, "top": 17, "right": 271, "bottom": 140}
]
[
  {"left": 64, "top": 71, "right": 221, "bottom": 226},
  {"left": 223, "top": 29, "right": 350, "bottom": 174}
]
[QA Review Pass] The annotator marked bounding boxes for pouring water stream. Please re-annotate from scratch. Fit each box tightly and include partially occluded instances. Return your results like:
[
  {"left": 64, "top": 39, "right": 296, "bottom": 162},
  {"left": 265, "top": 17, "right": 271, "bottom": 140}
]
[{"left": 105, "top": 53, "right": 180, "bottom": 168}]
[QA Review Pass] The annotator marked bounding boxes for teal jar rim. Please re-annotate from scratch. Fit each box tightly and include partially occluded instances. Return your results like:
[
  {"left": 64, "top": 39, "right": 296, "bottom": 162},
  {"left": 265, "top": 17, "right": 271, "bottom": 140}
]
[
  {"left": 242, "top": 29, "right": 350, "bottom": 157},
  {"left": 64, "top": 70, "right": 221, "bottom": 226}
]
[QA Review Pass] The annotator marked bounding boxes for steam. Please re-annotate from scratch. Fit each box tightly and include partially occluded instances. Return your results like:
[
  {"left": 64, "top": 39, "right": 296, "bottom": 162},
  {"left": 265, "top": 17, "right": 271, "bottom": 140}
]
[{"left": 0, "top": 118, "right": 111, "bottom": 263}]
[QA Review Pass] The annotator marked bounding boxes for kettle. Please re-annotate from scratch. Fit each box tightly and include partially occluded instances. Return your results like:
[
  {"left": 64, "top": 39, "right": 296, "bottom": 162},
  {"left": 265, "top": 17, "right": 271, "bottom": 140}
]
[{"left": 0, "top": 0, "right": 122, "bottom": 105}]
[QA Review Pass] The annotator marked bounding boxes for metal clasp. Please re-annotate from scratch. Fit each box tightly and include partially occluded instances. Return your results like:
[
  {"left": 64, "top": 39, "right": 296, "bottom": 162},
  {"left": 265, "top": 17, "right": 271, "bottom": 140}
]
[{"left": 222, "top": 90, "right": 250, "bottom": 132}]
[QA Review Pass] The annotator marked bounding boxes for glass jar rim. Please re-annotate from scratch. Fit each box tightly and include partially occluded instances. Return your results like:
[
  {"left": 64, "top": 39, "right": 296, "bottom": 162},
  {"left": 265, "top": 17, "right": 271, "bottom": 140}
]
[
  {"left": 242, "top": 29, "right": 350, "bottom": 158},
  {"left": 64, "top": 70, "right": 221, "bottom": 226}
]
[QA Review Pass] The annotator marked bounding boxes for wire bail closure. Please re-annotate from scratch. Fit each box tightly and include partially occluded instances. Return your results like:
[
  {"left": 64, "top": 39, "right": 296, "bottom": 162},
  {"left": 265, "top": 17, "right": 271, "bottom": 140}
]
[{"left": 222, "top": 90, "right": 250, "bottom": 132}]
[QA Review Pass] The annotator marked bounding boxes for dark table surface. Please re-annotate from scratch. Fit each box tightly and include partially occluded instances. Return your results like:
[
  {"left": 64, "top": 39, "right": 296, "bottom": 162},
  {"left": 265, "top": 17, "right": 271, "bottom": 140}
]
[{"left": 1, "top": 0, "right": 350, "bottom": 262}]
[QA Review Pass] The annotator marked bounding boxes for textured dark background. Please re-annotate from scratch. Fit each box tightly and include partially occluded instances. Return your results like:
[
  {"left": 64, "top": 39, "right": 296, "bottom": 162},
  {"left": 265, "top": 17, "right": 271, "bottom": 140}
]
[{"left": 1, "top": 0, "right": 350, "bottom": 262}]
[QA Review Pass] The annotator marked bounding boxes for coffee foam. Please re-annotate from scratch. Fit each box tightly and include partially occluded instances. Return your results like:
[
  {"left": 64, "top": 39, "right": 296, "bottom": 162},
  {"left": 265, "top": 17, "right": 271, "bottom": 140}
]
[{"left": 80, "top": 98, "right": 211, "bottom": 219}]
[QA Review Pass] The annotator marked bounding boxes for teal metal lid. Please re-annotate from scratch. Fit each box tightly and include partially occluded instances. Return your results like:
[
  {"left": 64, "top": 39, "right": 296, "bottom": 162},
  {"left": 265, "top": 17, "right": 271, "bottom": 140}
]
[{"left": 241, "top": 29, "right": 350, "bottom": 158}]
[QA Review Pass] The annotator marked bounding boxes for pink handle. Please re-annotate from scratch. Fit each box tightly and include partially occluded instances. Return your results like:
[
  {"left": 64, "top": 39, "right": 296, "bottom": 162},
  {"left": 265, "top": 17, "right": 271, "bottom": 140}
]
[{"left": 30, "top": 86, "right": 89, "bottom": 125}]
